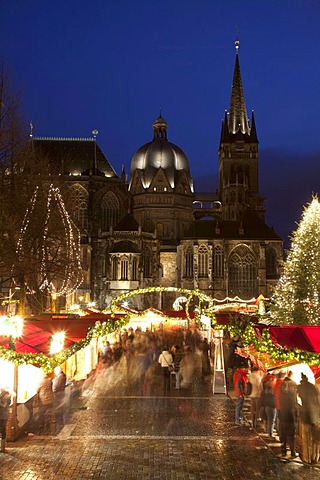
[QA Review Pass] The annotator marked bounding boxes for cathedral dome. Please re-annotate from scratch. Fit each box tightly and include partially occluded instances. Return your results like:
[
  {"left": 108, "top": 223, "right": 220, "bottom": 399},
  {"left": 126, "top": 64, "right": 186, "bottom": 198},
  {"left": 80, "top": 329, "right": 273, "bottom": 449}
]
[{"left": 130, "top": 115, "right": 191, "bottom": 188}]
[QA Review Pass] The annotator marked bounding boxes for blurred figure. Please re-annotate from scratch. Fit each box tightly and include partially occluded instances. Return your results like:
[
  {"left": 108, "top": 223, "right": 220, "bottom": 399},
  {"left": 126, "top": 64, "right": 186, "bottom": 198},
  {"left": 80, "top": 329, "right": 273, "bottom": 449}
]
[
  {"left": 274, "top": 371, "right": 286, "bottom": 440},
  {"left": 37, "top": 373, "right": 54, "bottom": 430},
  {"left": 280, "top": 379, "right": 299, "bottom": 458},
  {"left": 0, "top": 388, "right": 12, "bottom": 453},
  {"left": 297, "top": 373, "right": 320, "bottom": 463},
  {"left": 180, "top": 346, "right": 201, "bottom": 391},
  {"left": 53, "top": 366, "right": 67, "bottom": 426},
  {"left": 172, "top": 345, "right": 183, "bottom": 390},
  {"left": 158, "top": 346, "right": 173, "bottom": 394},
  {"left": 247, "top": 366, "right": 263, "bottom": 429},
  {"left": 233, "top": 367, "right": 248, "bottom": 425},
  {"left": 201, "top": 338, "right": 211, "bottom": 379},
  {"left": 260, "top": 382, "right": 277, "bottom": 438}
]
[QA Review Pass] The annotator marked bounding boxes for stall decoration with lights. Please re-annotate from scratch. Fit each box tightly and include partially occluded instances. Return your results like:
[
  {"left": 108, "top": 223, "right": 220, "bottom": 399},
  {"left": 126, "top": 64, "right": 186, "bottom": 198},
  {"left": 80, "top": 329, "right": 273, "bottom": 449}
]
[{"left": 2, "top": 288, "right": 320, "bottom": 375}]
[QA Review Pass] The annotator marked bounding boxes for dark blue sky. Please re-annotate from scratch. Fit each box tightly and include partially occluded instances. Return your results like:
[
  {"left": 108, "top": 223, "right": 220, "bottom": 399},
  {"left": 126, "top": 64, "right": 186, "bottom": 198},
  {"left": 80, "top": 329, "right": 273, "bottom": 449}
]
[{"left": 1, "top": 0, "right": 320, "bottom": 244}]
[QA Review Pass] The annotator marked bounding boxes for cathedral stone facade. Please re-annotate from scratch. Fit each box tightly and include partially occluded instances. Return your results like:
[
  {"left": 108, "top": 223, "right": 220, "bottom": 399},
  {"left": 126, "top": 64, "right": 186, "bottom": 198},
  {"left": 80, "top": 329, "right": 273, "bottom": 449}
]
[{"left": 29, "top": 44, "right": 283, "bottom": 311}]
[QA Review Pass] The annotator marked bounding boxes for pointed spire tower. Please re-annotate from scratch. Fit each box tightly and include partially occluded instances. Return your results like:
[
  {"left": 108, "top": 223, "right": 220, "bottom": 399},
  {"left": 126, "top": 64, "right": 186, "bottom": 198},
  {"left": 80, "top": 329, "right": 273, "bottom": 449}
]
[{"left": 218, "top": 39, "right": 265, "bottom": 221}]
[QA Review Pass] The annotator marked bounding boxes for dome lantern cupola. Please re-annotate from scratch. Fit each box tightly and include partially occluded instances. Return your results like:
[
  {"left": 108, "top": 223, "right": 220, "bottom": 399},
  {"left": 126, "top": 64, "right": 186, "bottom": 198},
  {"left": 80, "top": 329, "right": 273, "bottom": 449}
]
[{"left": 152, "top": 115, "right": 167, "bottom": 139}]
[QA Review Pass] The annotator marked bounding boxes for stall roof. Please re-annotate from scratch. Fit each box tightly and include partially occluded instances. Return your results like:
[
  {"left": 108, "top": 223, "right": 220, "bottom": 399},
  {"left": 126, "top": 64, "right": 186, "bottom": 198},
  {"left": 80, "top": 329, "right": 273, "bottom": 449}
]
[
  {"left": 0, "top": 313, "right": 120, "bottom": 355},
  {"left": 254, "top": 325, "right": 320, "bottom": 354}
]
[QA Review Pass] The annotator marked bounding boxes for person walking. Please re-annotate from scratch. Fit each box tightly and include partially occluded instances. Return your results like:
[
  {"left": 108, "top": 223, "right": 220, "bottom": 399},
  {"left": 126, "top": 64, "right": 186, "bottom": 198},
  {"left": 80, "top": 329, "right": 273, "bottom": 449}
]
[
  {"left": 247, "top": 366, "right": 263, "bottom": 429},
  {"left": 158, "top": 346, "right": 173, "bottom": 394},
  {"left": 297, "top": 373, "right": 320, "bottom": 463},
  {"left": 52, "top": 366, "right": 67, "bottom": 426},
  {"left": 274, "top": 371, "right": 286, "bottom": 440},
  {"left": 37, "top": 374, "right": 54, "bottom": 430},
  {"left": 233, "top": 367, "right": 248, "bottom": 425},
  {"left": 279, "top": 379, "right": 299, "bottom": 458},
  {"left": 260, "top": 382, "right": 277, "bottom": 438},
  {"left": 172, "top": 345, "right": 183, "bottom": 389},
  {"left": 0, "top": 388, "right": 12, "bottom": 453}
]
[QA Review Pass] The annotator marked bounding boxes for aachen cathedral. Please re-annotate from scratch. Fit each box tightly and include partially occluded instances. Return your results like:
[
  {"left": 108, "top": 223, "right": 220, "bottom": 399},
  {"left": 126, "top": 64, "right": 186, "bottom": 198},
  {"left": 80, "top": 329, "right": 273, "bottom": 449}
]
[{"left": 28, "top": 42, "right": 283, "bottom": 311}]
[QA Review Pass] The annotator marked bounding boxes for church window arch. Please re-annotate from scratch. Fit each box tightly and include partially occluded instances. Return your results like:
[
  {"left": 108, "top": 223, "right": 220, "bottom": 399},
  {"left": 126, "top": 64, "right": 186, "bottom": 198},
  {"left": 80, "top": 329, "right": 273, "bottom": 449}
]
[
  {"left": 111, "top": 257, "right": 118, "bottom": 280},
  {"left": 198, "top": 244, "right": 208, "bottom": 278},
  {"left": 266, "top": 247, "right": 278, "bottom": 278},
  {"left": 120, "top": 256, "right": 129, "bottom": 280},
  {"left": 228, "top": 245, "right": 257, "bottom": 299},
  {"left": 68, "top": 184, "right": 88, "bottom": 229},
  {"left": 101, "top": 192, "right": 120, "bottom": 231},
  {"left": 132, "top": 257, "right": 138, "bottom": 281},
  {"left": 185, "top": 246, "right": 194, "bottom": 278},
  {"left": 213, "top": 245, "right": 224, "bottom": 278}
]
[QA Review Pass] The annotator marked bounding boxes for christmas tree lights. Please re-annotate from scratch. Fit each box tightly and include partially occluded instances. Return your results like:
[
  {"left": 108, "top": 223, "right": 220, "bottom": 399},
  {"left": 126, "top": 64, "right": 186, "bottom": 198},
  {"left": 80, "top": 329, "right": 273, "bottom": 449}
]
[{"left": 271, "top": 196, "right": 320, "bottom": 325}]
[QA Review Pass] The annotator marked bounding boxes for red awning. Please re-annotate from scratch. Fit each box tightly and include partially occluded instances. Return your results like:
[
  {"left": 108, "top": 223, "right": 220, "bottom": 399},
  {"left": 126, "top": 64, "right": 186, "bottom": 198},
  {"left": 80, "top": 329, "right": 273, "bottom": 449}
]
[
  {"left": 0, "top": 314, "right": 119, "bottom": 355},
  {"left": 254, "top": 325, "right": 320, "bottom": 353}
]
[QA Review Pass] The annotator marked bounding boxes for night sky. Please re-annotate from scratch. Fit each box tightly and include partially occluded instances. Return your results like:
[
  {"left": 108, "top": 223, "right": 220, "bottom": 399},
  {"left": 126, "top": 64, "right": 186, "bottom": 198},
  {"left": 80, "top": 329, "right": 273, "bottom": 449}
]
[{"left": 1, "top": 0, "right": 320, "bottom": 245}]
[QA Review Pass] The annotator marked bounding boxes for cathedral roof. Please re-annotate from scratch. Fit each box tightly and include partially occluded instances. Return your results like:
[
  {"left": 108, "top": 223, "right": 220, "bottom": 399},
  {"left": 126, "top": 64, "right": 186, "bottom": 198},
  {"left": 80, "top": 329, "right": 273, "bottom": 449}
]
[
  {"left": 130, "top": 115, "right": 192, "bottom": 189},
  {"left": 113, "top": 213, "right": 140, "bottom": 232},
  {"left": 184, "top": 212, "right": 281, "bottom": 240},
  {"left": 30, "top": 138, "right": 117, "bottom": 177}
]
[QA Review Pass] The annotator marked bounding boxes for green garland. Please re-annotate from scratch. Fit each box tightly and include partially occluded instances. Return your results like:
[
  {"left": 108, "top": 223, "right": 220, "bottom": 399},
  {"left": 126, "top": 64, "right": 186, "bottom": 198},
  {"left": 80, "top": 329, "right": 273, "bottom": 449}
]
[
  {"left": 220, "top": 314, "right": 320, "bottom": 367},
  {"left": 2, "top": 286, "right": 320, "bottom": 372},
  {"left": 0, "top": 315, "right": 130, "bottom": 373}
]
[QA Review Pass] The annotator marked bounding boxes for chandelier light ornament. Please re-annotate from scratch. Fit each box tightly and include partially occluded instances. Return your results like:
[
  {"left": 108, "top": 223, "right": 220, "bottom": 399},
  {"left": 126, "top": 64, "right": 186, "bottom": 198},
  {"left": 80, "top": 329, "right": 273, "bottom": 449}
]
[{"left": 16, "top": 184, "right": 83, "bottom": 300}]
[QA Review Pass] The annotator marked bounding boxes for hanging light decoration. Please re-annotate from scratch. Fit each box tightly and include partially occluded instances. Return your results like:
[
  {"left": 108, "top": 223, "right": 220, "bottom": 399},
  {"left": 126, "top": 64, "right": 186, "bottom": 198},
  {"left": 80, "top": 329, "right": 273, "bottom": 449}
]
[{"left": 15, "top": 184, "right": 83, "bottom": 304}]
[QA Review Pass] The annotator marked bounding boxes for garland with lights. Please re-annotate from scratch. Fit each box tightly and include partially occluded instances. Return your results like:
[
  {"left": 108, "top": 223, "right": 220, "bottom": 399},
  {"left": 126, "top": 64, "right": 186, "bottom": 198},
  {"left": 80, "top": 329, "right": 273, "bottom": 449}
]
[
  {"left": 218, "top": 313, "right": 320, "bottom": 368},
  {"left": 1, "top": 287, "right": 320, "bottom": 372}
]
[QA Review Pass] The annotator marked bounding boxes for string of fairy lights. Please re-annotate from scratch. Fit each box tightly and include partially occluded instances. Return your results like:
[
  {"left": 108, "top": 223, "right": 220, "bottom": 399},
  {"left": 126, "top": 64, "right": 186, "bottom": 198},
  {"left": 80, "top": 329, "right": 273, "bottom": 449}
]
[
  {"left": 1, "top": 287, "right": 320, "bottom": 372},
  {"left": 16, "top": 184, "right": 83, "bottom": 299}
]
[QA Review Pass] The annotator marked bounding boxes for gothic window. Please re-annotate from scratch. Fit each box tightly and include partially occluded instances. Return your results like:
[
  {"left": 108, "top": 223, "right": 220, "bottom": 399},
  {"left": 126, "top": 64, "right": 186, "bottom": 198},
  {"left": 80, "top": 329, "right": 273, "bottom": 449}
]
[
  {"left": 185, "top": 246, "right": 194, "bottom": 278},
  {"left": 101, "top": 192, "right": 120, "bottom": 231},
  {"left": 143, "top": 247, "right": 152, "bottom": 278},
  {"left": 228, "top": 245, "right": 257, "bottom": 299},
  {"left": 266, "top": 247, "right": 278, "bottom": 278},
  {"left": 120, "top": 257, "right": 129, "bottom": 280},
  {"left": 213, "top": 245, "right": 224, "bottom": 278},
  {"left": 198, "top": 244, "right": 208, "bottom": 278},
  {"left": 69, "top": 184, "right": 88, "bottom": 229},
  {"left": 111, "top": 257, "right": 118, "bottom": 280},
  {"left": 132, "top": 257, "right": 138, "bottom": 281}
]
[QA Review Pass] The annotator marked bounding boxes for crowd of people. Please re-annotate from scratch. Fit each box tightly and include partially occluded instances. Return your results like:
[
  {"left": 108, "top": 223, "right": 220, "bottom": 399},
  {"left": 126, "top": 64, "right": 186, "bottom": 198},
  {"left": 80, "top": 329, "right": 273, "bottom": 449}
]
[
  {"left": 232, "top": 352, "right": 320, "bottom": 464},
  {"left": 99, "top": 326, "right": 213, "bottom": 396}
]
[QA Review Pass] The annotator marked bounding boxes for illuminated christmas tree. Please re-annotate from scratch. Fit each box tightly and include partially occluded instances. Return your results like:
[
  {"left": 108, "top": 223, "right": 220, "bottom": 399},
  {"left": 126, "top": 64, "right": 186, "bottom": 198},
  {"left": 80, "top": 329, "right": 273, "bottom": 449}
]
[{"left": 271, "top": 196, "right": 320, "bottom": 325}]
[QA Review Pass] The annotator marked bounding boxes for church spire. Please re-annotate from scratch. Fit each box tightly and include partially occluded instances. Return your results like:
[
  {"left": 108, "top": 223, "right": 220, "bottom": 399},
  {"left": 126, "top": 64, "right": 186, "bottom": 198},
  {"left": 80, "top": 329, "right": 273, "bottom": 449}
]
[{"left": 228, "top": 39, "right": 250, "bottom": 135}]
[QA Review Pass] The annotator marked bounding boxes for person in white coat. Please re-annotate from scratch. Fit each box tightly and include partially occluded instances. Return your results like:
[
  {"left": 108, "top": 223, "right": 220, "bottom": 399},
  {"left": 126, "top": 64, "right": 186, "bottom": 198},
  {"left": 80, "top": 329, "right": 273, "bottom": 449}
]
[{"left": 158, "top": 346, "right": 173, "bottom": 394}]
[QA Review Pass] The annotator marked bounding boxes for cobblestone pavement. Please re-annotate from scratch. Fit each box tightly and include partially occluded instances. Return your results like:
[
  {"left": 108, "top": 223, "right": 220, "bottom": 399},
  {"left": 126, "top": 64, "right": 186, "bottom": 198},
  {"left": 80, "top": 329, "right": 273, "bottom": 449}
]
[{"left": 1, "top": 368, "right": 320, "bottom": 480}]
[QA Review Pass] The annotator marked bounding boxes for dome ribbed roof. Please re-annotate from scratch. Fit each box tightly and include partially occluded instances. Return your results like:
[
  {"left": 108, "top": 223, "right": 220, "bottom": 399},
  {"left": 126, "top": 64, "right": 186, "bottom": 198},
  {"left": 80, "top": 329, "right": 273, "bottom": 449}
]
[{"left": 130, "top": 115, "right": 190, "bottom": 188}]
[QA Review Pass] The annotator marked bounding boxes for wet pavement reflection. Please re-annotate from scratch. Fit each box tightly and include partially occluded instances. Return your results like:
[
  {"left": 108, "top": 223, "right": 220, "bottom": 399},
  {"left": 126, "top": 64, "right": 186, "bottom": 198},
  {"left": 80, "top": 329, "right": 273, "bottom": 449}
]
[{"left": 1, "top": 362, "right": 320, "bottom": 479}]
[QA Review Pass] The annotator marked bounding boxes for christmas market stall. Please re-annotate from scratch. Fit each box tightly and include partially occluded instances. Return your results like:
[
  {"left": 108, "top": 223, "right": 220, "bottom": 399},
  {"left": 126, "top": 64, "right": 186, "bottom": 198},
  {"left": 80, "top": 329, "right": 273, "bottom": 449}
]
[{"left": 0, "top": 312, "right": 126, "bottom": 440}]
